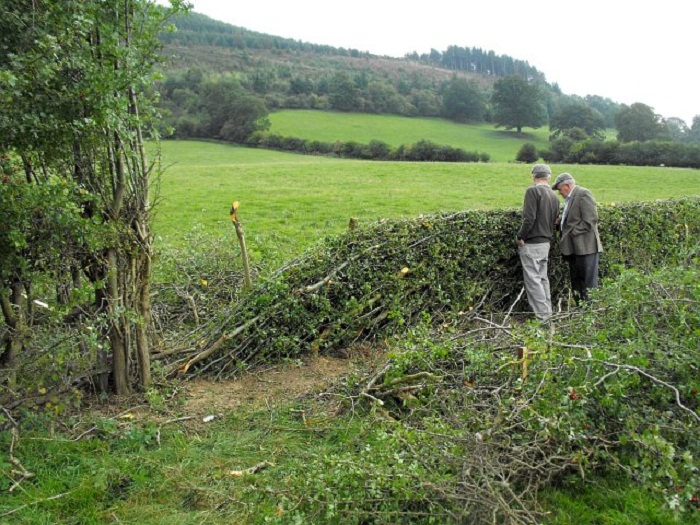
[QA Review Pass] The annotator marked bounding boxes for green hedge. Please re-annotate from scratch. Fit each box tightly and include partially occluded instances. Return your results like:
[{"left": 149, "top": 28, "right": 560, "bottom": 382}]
[
  {"left": 189, "top": 198, "right": 700, "bottom": 377},
  {"left": 544, "top": 138, "right": 700, "bottom": 168},
  {"left": 246, "top": 132, "right": 490, "bottom": 162}
]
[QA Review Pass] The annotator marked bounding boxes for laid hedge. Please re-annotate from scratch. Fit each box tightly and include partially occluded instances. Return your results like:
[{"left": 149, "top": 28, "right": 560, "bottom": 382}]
[{"left": 183, "top": 198, "right": 700, "bottom": 377}]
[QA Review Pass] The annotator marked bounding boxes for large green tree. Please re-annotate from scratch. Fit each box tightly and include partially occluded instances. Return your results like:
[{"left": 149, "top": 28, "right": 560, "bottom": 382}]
[
  {"left": 549, "top": 103, "right": 606, "bottom": 139},
  {"left": 200, "top": 76, "right": 270, "bottom": 141},
  {"left": 614, "top": 102, "right": 666, "bottom": 142},
  {"left": 584, "top": 95, "right": 621, "bottom": 128},
  {"left": 440, "top": 76, "right": 487, "bottom": 122},
  {"left": 663, "top": 117, "right": 689, "bottom": 143},
  {"left": 491, "top": 75, "right": 547, "bottom": 133},
  {"left": 0, "top": 0, "right": 186, "bottom": 394},
  {"left": 329, "top": 72, "right": 362, "bottom": 112},
  {"left": 688, "top": 116, "right": 700, "bottom": 144}
]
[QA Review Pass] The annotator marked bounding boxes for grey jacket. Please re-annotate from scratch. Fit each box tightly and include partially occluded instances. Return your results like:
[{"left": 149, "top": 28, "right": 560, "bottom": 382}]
[
  {"left": 517, "top": 184, "right": 559, "bottom": 244},
  {"left": 559, "top": 186, "right": 603, "bottom": 256}
]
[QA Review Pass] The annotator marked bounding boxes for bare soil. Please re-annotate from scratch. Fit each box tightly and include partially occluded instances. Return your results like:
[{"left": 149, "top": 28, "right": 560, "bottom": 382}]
[
  {"left": 182, "top": 355, "right": 354, "bottom": 418},
  {"left": 75, "top": 347, "right": 384, "bottom": 434}
]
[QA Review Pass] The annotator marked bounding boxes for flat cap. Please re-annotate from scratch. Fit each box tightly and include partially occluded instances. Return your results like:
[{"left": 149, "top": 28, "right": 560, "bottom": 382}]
[
  {"left": 552, "top": 172, "right": 574, "bottom": 190},
  {"left": 531, "top": 164, "right": 551, "bottom": 178}
]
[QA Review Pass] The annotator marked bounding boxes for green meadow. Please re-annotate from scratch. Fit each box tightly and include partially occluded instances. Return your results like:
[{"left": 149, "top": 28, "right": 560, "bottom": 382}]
[
  {"left": 156, "top": 136, "right": 700, "bottom": 260},
  {"left": 268, "top": 109, "right": 552, "bottom": 162}
]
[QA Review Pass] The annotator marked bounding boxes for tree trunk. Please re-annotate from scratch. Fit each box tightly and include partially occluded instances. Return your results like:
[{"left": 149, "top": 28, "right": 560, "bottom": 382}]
[
  {"left": 107, "top": 248, "right": 130, "bottom": 395},
  {"left": 135, "top": 249, "right": 152, "bottom": 388},
  {"left": 0, "top": 282, "right": 26, "bottom": 387},
  {"left": 129, "top": 78, "right": 153, "bottom": 390}
]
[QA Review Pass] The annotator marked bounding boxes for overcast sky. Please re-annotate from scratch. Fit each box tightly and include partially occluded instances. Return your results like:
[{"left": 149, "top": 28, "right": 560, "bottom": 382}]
[{"left": 175, "top": 0, "right": 697, "bottom": 125}]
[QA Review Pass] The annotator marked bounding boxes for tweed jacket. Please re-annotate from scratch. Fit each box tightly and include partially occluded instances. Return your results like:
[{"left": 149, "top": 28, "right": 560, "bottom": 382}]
[{"left": 559, "top": 186, "right": 603, "bottom": 256}]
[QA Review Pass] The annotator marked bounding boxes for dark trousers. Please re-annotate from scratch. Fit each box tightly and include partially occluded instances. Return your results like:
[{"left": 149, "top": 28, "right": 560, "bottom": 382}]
[{"left": 565, "top": 253, "right": 599, "bottom": 302}]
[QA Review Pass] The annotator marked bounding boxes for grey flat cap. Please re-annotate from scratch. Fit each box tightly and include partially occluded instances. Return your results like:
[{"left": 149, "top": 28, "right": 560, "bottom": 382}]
[
  {"left": 552, "top": 172, "right": 574, "bottom": 190},
  {"left": 531, "top": 164, "right": 551, "bottom": 178}
]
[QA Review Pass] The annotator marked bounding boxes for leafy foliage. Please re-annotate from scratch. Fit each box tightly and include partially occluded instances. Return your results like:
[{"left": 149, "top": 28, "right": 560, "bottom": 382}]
[
  {"left": 549, "top": 103, "right": 606, "bottom": 140},
  {"left": 257, "top": 260, "right": 700, "bottom": 523},
  {"left": 615, "top": 102, "right": 667, "bottom": 142},
  {"left": 516, "top": 142, "right": 539, "bottom": 163},
  {"left": 247, "top": 132, "right": 489, "bottom": 162},
  {"left": 491, "top": 75, "right": 548, "bottom": 133},
  {"left": 440, "top": 77, "right": 488, "bottom": 122},
  {"left": 0, "top": 0, "right": 188, "bottom": 394},
  {"left": 542, "top": 137, "right": 700, "bottom": 168},
  {"left": 174, "top": 198, "right": 700, "bottom": 378}
]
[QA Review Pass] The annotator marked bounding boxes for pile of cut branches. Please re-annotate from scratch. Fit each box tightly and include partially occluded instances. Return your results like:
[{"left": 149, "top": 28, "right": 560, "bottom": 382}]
[{"left": 271, "top": 262, "right": 700, "bottom": 523}]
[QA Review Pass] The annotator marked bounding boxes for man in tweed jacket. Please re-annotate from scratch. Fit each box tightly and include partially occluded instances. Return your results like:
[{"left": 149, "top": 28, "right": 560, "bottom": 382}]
[{"left": 552, "top": 172, "right": 603, "bottom": 302}]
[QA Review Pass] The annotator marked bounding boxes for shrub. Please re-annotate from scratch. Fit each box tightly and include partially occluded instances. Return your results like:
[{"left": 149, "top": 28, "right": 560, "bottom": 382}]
[
  {"left": 249, "top": 133, "right": 486, "bottom": 163},
  {"left": 266, "top": 262, "right": 700, "bottom": 522},
  {"left": 516, "top": 142, "right": 538, "bottom": 163}
]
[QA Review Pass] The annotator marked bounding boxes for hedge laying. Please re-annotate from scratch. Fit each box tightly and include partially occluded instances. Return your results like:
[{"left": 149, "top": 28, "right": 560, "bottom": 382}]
[{"left": 180, "top": 198, "right": 700, "bottom": 378}]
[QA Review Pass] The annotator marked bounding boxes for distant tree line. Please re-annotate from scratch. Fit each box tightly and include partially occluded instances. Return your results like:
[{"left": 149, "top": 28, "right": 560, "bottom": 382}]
[
  {"left": 407, "top": 45, "right": 545, "bottom": 82},
  {"left": 159, "top": 12, "right": 372, "bottom": 58},
  {"left": 518, "top": 102, "right": 700, "bottom": 167},
  {"left": 543, "top": 138, "right": 700, "bottom": 168}
]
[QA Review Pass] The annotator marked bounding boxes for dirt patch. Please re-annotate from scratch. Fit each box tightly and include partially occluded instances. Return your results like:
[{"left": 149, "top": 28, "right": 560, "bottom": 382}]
[
  {"left": 67, "top": 346, "right": 385, "bottom": 436},
  {"left": 182, "top": 355, "right": 355, "bottom": 419}
]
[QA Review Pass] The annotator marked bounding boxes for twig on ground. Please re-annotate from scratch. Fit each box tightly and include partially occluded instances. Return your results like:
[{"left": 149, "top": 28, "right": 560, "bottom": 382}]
[{"left": 229, "top": 461, "right": 275, "bottom": 477}]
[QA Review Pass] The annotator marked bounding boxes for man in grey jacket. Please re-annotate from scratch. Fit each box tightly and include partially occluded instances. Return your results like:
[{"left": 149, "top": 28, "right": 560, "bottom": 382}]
[
  {"left": 517, "top": 164, "right": 560, "bottom": 320},
  {"left": 551, "top": 172, "right": 603, "bottom": 302}
]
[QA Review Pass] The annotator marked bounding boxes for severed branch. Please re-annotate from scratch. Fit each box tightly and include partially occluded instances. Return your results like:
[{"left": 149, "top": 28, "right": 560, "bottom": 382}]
[
  {"left": 0, "top": 492, "right": 70, "bottom": 518},
  {"left": 228, "top": 460, "right": 275, "bottom": 477},
  {"left": 373, "top": 371, "right": 441, "bottom": 391},
  {"left": 296, "top": 261, "right": 349, "bottom": 295},
  {"left": 503, "top": 287, "right": 525, "bottom": 325},
  {"left": 177, "top": 316, "right": 260, "bottom": 375},
  {"left": 7, "top": 429, "right": 35, "bottom": 492},
  {"left": 577, "top": 358, "right": 700, "bottom": 424}
]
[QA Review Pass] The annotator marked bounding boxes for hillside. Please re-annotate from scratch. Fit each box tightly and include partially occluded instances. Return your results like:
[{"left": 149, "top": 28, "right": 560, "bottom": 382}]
[
  {"left": 155, "top": 11, "right": 625, "bottom": 145},
  {"left": 160, "top": 11, "right": 543, "bottom": 86},
  {"left": 162, "top": 42, "right": 496, "bottom": 90}
]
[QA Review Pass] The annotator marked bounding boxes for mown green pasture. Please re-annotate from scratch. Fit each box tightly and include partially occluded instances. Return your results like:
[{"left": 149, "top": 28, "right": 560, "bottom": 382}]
[
  {"left": 268, "top": 109, "right": 551, "bottom": 162},
  {"left": 155, "top": 139, "right": 700, "bottom": 261}
]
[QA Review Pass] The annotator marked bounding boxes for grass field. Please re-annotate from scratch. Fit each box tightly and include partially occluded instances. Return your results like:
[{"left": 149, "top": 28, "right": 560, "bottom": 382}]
[
  {"left": 268, "top": 109, "right": 552, "bottom": 163},
  {"left": 155, "top": 139, "right": 700, "bottom": 261},
  {"left": 5, "top": 118, "right": 699, "bottom": 524}
]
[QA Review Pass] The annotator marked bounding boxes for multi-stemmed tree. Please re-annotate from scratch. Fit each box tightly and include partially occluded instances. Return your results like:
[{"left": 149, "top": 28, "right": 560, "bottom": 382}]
[{"left": 0, "top": 0, "right": 187, "bottom": 395}]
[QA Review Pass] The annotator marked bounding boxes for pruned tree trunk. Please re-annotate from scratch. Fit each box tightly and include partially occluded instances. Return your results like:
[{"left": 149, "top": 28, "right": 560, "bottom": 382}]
[
  {"left": 106, "top": 248, "right": 130, "bottom": 395},
  {"left": 0, "top": 283, "right": 25, "bottom": 387}
]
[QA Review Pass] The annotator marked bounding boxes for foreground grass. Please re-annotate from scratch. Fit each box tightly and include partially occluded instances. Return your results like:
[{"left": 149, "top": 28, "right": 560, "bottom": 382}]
[
  {"left": 155, "top": 140, "right": 700, "bottom": 260},
  {"left": 542, "top": 480, "right": 692, "bottom": 525},
  {"left": 2, "top": 402, "right": 692, "bottom": 524}
]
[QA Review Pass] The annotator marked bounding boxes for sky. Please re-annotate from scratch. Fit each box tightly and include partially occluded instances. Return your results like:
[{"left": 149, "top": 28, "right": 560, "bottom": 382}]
[{"left": 174, "top": 0, "right": 698, "bottom": 125}]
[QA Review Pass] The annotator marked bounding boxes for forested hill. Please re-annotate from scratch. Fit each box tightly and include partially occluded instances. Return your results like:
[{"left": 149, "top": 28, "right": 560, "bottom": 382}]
[
  {"left": 154, "top": 11, "right": 625, "bottom": 144},
  {"left": 159, "top": 12, "right": 546, "bottom": 83}
]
